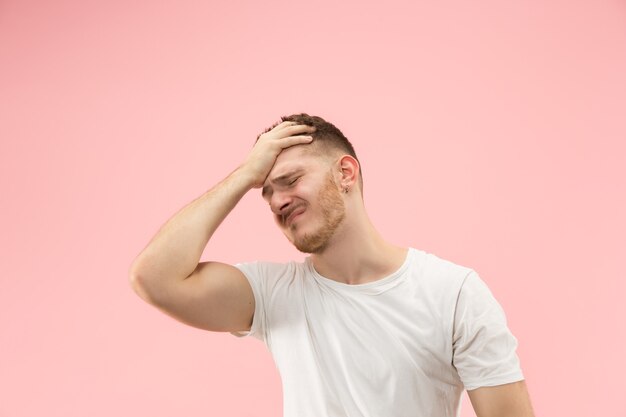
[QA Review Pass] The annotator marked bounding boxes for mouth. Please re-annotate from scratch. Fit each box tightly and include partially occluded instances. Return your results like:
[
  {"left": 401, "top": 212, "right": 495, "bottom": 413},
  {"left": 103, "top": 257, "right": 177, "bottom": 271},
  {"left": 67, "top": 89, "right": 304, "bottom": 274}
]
[{"left": 285, "top": 207, "right": 306, "bottom": 227}]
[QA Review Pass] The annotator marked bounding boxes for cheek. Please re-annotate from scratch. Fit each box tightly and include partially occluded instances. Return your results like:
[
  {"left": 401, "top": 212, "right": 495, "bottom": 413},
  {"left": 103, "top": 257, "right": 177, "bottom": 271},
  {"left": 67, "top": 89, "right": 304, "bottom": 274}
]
[{"left": 297, "top": 182, "right": 321, "bottom": 200}]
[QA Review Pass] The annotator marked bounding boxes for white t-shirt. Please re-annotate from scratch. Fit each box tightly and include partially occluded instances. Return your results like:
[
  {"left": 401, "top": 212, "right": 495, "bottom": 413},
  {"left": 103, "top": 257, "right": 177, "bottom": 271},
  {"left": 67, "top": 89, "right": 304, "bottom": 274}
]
[{"left": 231, "top": 248, "right": 524, "bottom": 417}]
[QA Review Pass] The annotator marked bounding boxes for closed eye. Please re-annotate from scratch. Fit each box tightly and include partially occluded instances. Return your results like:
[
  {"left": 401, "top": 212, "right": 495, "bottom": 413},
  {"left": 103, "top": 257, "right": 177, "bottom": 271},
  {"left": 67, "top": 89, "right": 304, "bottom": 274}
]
[{"left": 289, "top": 177, "right": 300, "bottom": 186}]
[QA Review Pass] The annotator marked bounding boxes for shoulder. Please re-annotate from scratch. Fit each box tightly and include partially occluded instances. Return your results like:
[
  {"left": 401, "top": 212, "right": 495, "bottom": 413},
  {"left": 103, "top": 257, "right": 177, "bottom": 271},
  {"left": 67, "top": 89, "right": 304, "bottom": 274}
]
[
  {"left": 233, "top": 258, "right": 307, "bottom": 286},
  {"left": 411, "top": 248, "right": 474, "bottom": 291}
]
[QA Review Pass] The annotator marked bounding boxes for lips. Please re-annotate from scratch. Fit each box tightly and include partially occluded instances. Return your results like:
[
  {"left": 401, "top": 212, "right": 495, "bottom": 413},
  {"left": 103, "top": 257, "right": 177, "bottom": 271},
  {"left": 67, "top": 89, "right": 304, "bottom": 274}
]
[{"left": 285, "top": 207, "right": 306, "bottom": 226}]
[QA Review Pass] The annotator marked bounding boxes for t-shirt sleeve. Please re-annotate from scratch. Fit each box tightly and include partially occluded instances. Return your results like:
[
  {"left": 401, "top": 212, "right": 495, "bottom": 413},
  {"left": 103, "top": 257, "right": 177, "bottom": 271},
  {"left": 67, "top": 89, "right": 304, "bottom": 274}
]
[
  {"left": 229, "top": 261, "right": 267, "bottom": 343},
  {"left": 452, "top": 270, "right": 525, "bottom": 390}
]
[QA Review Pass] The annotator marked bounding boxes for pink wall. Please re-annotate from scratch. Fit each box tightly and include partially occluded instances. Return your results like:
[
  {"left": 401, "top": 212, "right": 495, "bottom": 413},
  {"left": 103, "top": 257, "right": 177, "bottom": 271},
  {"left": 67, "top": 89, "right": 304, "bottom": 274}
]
[{"left": 1, "top": 0, "right": 625, "bottom": 416}]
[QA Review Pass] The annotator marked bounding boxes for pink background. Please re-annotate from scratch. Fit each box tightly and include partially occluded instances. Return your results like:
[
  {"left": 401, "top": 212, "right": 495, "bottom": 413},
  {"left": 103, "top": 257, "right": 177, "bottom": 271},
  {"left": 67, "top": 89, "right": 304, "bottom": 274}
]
[{"left": 1, "top": 0, "right": 625, "bottom": 416}]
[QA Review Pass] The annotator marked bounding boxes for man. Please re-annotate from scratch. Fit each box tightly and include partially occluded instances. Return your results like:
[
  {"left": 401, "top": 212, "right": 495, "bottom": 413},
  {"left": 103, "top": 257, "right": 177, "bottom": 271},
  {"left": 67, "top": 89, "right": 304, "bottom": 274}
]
[{"left": 129, "top": 113, "right": 535, "bottom": 417}]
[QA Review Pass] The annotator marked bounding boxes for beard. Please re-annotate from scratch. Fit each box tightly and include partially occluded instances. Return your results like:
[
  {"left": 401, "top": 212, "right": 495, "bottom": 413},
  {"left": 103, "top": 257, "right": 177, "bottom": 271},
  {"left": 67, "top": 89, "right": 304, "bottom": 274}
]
[{"left": 289, "top": 172, "right": 346, "bottom": 254}]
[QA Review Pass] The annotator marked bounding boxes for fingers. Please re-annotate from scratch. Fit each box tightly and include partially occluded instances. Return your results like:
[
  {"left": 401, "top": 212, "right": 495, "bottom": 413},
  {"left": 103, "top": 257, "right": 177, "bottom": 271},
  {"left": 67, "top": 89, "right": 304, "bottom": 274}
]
[
  {"left": 274, "top": 125, "right": 315, "bottom": 150},
  {"left": 280, "top": 135, "right": 314, "bottom": 149},
  {"left": 265, "top": 122, "right": 315, "bottom": 150},
  {"left": 271, "top": 121, "right": 315, "bottom": 135},
  {"left": 273, "top": 121, "right": 298, "bottom": 131},
  {"left": 281, "top": 124, "right": 316, "bottom": 137},
  {"left": 260, "top": 123, "right": 315, "bottom": 142}
]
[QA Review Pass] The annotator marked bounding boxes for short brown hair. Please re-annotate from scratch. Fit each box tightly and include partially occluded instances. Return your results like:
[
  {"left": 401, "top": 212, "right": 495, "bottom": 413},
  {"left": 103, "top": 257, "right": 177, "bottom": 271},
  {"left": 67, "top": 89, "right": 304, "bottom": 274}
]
[{"left": 258, "top": 113, "right": 363, "bottom": 193}]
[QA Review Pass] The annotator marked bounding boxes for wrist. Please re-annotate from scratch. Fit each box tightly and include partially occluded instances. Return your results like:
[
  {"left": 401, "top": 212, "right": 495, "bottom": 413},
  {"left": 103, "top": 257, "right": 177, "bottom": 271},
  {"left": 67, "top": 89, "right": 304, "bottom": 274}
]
[{"left": 231, "top": 164, "right": 261, "bottom": 190}]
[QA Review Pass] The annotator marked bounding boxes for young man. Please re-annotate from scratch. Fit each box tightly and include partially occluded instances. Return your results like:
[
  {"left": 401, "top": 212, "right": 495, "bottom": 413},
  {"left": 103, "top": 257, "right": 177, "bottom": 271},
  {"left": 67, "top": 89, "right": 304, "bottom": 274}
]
[{"left": 129, "top": 113, "right": 535, "bottom": 417}]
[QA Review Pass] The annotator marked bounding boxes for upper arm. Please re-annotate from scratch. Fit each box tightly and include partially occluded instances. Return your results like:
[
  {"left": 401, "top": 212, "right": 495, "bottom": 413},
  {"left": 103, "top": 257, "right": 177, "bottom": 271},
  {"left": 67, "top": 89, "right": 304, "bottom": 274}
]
[
  {"left": 453, "top": 271, "right": 524, "bottom": 389},
  {"left": 467, "top": 380, "right": 535, "bottom": 417},
  {"left": 131, "top": 261, "right": 255, "bottom": 333}
]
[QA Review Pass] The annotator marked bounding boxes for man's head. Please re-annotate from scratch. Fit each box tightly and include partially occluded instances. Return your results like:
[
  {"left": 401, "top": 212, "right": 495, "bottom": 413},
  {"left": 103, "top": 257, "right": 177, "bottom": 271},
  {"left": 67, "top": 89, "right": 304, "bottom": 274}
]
[
  {"left": 257, "top": 113, "right": 363, "bottom": 194},
  {"left": 258, "top": 113, "right": 363, "bottom": 254}
]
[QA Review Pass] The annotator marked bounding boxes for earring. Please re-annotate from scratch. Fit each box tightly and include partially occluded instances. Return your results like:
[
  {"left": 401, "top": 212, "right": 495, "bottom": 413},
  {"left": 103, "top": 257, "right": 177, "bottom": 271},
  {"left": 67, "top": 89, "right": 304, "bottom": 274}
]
[{"left": 343, "top": 186, "right": 349, "bottom": 194}]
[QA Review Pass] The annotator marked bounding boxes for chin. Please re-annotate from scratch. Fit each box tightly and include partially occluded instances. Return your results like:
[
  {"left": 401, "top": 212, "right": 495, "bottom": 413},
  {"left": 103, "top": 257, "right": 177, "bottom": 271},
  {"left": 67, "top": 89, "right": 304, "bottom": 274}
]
[
  {"left": 293, "top": 239, "right": 327, "bottom": 254},
  {"left": 289, "top": 227, "right": 335, "bottom": 254}
]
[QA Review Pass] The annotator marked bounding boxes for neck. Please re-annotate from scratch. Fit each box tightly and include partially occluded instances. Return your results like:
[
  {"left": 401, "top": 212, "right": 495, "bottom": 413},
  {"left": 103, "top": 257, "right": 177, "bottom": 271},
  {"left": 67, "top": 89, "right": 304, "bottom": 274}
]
[{"left": 309, "top": 206, "right": 408, "bottom": 285}]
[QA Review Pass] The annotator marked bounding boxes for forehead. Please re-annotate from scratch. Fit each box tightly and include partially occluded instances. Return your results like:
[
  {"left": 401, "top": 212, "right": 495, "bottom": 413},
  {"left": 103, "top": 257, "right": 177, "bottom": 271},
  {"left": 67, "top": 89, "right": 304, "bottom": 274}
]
[{"left": 263, "top": 146, "right": 325, "bottom": 185}]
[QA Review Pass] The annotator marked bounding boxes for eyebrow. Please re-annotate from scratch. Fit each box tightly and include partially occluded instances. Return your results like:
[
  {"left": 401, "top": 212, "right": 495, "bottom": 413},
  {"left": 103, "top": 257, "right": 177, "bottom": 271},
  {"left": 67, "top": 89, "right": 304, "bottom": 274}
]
[{"left": 261, "top": 169, "right": 304, "bottom": 199}]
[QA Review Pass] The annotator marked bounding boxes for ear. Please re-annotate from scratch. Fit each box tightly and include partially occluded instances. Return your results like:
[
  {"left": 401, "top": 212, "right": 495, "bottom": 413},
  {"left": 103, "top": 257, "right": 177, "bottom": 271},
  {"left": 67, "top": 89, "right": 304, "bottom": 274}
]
[{"left": 337, "top": 155, "right": 360, "bottom": 192}]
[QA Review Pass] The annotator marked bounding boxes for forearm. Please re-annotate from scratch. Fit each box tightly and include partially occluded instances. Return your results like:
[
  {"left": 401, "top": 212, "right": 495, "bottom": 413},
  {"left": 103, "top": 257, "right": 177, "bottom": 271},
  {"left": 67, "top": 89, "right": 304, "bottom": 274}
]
[{"left": 129, "top": 165, "right": 254, "bottom": 288}]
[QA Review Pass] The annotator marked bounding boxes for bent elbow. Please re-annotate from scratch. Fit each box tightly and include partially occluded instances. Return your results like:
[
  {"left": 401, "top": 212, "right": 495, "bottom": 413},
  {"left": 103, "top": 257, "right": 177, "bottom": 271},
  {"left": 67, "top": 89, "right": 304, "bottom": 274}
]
[{"left": 128, "top": 272, "right": 157, "bottom": 304}]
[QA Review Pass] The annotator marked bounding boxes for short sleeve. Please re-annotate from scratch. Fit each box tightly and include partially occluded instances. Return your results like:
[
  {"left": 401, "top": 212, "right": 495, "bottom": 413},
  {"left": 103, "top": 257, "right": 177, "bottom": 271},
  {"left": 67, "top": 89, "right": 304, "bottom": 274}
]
[
  {"left": 452, "top": 270, "right": 524, "bottom": 390},
  {"left": 229, "top": 262, "right": 267, "bottom": 342}
]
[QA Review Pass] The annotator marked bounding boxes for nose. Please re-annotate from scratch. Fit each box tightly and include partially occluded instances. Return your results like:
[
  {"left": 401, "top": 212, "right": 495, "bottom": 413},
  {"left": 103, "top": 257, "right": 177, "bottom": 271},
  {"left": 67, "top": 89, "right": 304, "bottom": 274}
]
[{"left": 269, "top": 189, "right": 294, "bottom": 216}]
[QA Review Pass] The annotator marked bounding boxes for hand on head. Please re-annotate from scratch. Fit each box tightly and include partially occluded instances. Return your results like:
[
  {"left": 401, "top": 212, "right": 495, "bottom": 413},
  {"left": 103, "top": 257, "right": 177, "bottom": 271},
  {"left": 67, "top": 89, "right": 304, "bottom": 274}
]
[{"left": 241, "top": 121, "right": 316, "bottom": 188}]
